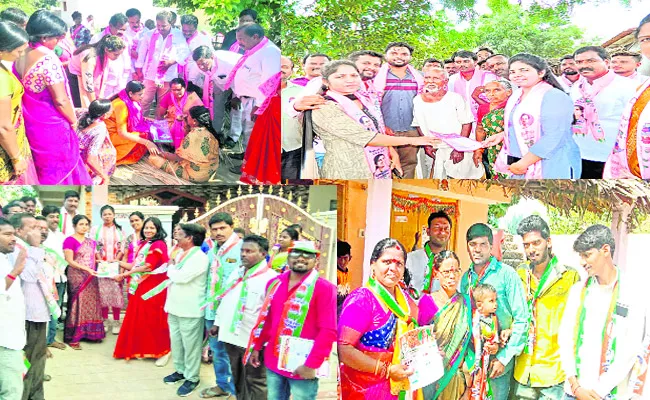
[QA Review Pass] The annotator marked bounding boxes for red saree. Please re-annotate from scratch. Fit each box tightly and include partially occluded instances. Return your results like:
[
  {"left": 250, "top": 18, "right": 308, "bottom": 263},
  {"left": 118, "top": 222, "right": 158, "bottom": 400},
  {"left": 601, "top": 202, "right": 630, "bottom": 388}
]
[
  {"left": 113, "top": 240, "right": 170, "bottom": 360},
  {"left": 240, "top": 93, "right": 281, "bottom": 184}
]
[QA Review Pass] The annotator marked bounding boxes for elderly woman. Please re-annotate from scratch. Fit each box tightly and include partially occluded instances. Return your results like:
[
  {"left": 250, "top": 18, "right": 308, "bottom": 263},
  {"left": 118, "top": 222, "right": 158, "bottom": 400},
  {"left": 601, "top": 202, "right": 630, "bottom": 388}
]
[
  {"left": 69, "top": 35, "right": 126, "bottom": 108},
  {"left": 483, "top": 53, "right": 581, "bottom": 179},
  {"left": 155, "top": 77, "right": 203, "bottom": 148},
  {"left": 338, "top": 238, "right": 420, "bottom": 399},
  {"left": 417, "top": 251, "right": 473, "bottom": 400},
  {"left": 307, "top": 60, "right": 438, "bottom": 179},
  {"left": 475, "top": 79, "right": 513, "bottom": 179},
  {"left": 605, "top": 13, "right": 650, "bottom": 178}
]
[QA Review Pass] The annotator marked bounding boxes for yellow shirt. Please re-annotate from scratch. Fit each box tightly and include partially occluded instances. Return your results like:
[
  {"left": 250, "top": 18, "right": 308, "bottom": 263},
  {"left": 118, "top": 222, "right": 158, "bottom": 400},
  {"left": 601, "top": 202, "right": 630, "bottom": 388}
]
[{"left": 514, "top": 259, "right": 580, "bottom": 387}]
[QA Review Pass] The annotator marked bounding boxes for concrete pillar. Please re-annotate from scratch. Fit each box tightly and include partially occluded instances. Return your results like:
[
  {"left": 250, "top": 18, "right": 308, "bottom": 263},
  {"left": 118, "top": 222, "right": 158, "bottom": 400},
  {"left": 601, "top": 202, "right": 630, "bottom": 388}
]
[{"left": 362, "top": 179, "right": 393, "bottom": 284}]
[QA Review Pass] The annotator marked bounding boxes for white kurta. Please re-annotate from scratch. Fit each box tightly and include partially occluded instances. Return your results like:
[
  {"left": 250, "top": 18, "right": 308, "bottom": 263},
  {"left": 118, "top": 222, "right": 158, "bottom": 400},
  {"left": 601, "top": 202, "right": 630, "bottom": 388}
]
[
  {"left": 135, "top": 28, "right": 190, "bottom": 83},
  {"left": 232, "top": 40, "right": 281, "bottom": 103}
]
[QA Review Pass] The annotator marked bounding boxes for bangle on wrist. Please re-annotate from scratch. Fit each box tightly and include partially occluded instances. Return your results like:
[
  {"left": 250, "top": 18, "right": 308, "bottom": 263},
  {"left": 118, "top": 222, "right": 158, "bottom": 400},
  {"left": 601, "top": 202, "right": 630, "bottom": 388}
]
[{"left": 6, "top": 273, "right": 16, "bottom": 281}]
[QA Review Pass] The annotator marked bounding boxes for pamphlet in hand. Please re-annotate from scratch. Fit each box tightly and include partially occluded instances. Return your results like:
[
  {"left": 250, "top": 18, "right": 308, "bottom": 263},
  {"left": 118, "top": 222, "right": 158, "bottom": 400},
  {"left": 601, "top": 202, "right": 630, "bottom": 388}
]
[
  {"left": 398, "top": 325, "right": 445, "bottom": 390},
  {"left": 277, "top": 335, "right": 329, "bottom": 378},
  {"left": 150, "top": 120, "right": 173, "bottom": 144},
  {"left": 96, "top": 262, "right": 120, "bottom": 278}
]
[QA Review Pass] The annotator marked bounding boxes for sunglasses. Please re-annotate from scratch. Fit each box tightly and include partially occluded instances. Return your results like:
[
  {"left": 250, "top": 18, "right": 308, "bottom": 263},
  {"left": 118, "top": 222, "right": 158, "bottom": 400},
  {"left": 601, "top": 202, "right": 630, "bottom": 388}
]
[{"left": 289, "top": 250, "right": 317, "bottom": 259}]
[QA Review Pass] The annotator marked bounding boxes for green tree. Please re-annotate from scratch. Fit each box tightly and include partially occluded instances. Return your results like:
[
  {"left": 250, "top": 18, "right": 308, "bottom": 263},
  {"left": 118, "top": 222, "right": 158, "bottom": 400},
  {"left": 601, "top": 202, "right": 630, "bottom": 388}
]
[
  {"left": 0, "top": 186, "right": 37, "bottom": 206},
  {"left": 153, "top": 0, "right": 280, "bottom": 45},
  {"left": 1, "top": 0, "right": 59, "bottom": 15}
]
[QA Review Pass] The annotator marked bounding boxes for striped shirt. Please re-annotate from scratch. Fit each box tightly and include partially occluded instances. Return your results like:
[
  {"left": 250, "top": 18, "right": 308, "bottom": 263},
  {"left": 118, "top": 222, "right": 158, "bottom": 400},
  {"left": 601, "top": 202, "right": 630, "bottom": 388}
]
[
  {"left": 381, "top": 69, "right": 419, "bottom": 132},
  {"left": 18, "top": 246, "right": 50, "bottom": 323}
]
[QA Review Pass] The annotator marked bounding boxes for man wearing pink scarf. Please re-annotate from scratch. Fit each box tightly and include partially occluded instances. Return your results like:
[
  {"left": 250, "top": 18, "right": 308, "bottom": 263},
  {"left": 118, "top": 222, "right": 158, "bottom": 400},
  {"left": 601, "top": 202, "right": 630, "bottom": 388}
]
[
  {"left": 179, "top": 14, "right": 213, "bottom": 85},
  {"left": 570, "top": 46, "right": 637, "bottom": 178},
  {"left": 124, "top": 8, "right": 145, "bottom": 72},
  {"left": 448, "top": 50, "right": 497, "bottom": 121},
  {"left": 135, "top": 11, "right": 190, "bottom": 116},
  {"left": 611, "top": 51, "right": 649, "bottom": 84},
  {"left": 558, "top": 55, "right": 580, "bottom": 92},
  {"left": 90, "top": 13, "right": 133, "bottom": 99},
  {"left": 224, "top": 23, "right": 280, "bottom": 155}
]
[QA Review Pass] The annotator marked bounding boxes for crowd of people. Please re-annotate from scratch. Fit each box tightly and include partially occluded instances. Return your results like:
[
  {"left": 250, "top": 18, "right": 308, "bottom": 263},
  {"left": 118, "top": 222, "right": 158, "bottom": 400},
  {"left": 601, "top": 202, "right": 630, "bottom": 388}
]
[
  {"left": 0, "top": 6, "right": 281, "bottom": 185},
  {"left": 0, "top": 191, "right": 336, "bottom": 400},
  {"left": 282, "top": 13, "right": 650, "bottom": 181},
  {"left": 337, "top": 211, "right": 650, "bottom": 399}
]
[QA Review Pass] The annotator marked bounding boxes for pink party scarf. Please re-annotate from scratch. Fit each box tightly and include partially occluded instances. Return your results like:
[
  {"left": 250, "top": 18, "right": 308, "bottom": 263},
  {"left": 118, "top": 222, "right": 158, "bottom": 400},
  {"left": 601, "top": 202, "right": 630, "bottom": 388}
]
[
  {"left": 573, "top": 70, "right": 616, "bottom": 141},
  {"left": 143, "top": 30, "right": 174, "bottom": 86},
  {"left": 326, "top": 90, "right": 392, "bottom": 179},
  {"left": 255, "top": 72, "right": 281, "bottom": 115},
  {"left": 229, "top": 42, "right": 241, "bottom": 54},
  {"left": 71, "top": 24, "right": 84, "bottom": 41},
  {"left": 170, "top": 90, "right": 188, "bottom": 146},
  {"left": 224, "top": 36, "right": 269, "bottom": 91},
  {"left": 495, "top": 81, "right": 552, "bottom": 179},
  {"left": 201, "top": 57, "right": 219, "bottom": 119},
  {"left": 93, "top": 53, "right": 110, "bottom": 99},
  {"left": 453, "top": 68, "right": 494, "bottom": 118},
  {"left": 372, "top": 64, "right": 424, "bottom": 99},
  {"left": 603, "top": 77, "right": 650, "bottom": 179},
  {"left": 117, "top": 89, "right": 147, "bottom": 132}
]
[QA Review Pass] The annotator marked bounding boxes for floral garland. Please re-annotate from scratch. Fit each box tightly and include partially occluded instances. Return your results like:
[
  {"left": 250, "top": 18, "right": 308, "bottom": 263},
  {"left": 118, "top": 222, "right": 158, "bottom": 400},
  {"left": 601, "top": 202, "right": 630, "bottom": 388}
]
[{"left": 391, "top": 193, "right": 458, "bottom": 216}]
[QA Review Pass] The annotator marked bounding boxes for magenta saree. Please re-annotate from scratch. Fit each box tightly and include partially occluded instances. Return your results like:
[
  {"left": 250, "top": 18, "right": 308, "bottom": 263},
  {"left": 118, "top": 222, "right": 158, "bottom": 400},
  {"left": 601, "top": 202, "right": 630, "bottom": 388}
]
[
  {"left": 19, "top": 47, "right": 92, "bottom": 184},
  {"left": 63, "top": 236, "right": 105, "bottom": 344}
]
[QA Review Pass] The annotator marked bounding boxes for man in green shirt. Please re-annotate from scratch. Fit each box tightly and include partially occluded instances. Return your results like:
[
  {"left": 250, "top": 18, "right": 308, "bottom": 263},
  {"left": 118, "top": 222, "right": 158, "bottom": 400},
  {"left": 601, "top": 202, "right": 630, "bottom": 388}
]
[{"left": 460, "top": 223, "right": 529, "bottom": 400}]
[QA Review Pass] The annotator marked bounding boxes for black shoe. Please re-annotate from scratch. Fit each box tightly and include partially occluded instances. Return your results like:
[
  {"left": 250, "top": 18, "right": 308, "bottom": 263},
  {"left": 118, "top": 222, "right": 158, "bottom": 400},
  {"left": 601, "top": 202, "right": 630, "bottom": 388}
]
[
  {"left": 229, "top": 153, "right": 245, "bottom": 161},
  {"left": 177, "top": 380, "right": 199, "bottom": 397},
  {"left": 223, "top": 138, "right": 237, "bottom": 149},
  {"left": 163, "top": 372, "right": 185, "bottom": 385}
]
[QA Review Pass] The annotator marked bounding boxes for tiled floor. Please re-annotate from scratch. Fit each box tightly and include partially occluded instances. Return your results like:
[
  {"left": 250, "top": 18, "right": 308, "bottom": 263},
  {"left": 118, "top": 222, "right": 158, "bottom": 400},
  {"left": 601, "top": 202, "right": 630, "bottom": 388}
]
[{"left": 44, "top": 331, "right": 338, "bottom": 399}]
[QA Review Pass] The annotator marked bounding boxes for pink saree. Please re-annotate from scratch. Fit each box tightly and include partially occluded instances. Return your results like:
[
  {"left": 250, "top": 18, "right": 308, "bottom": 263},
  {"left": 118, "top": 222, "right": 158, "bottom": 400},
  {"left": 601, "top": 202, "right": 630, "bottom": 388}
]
[{"left": 18, "top": 47, "right": 92, "bottom": 184}]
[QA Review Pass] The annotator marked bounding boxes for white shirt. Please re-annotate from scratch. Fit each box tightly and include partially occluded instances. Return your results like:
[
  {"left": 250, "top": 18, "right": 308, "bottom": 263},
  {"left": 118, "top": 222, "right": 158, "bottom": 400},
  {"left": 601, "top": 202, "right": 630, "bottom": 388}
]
[
  {"left": 59, "top": 206, "right": 76, "bottom": 238},
  {"left": 559, "top": 270, "right": 647, "bottom": 398},
  {"left": 412, "top": 92, "right": 475, "bottom": 146},
  {"left": 282, "top": 82, "right": 304, "bottom": 151},
  {"left": 232, "top": 40, "right": 281, "bottom": 103},
  {"left": 184, "top": 32, "right": 214, "bottom": 84},
  {"left": 44, "top": 229, "right": 67, "bottom": 283},
  {"left": 570, "top": 74, "right": 637, "bottom": 162},
  {"left": 627, "top": 72, "right": 650, "bottom": 85},
  {"left": 206, "top": 51, "right": 242, "bottom": 92},
  {"left": 135, "top": 29, "right": 190, "bottom": 83},
  {"left": 214, "top": 262, "right": 278, "bottom": 348},
  {"left": 405, "top": 248, "right": 441, "bottom": 293},
  {"left": 0, "top": 252, "right": 26, "bottom": 350},
  {"left": 124, "top": 25, "right": 145, "bottom": 64},
  {"left": 164, "top": 247, "right": 209, "bottom": 318}
]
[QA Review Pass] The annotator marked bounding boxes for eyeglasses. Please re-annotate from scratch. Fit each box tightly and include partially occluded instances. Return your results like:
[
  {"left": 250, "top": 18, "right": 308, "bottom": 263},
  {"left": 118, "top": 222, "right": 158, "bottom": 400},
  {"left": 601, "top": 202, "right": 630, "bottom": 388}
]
[
  {"left": 289, "top": 250, "right": 317, "bottom": 259},
  {"left": 437, "top": 269, "right": 460, "bottom": 277}
]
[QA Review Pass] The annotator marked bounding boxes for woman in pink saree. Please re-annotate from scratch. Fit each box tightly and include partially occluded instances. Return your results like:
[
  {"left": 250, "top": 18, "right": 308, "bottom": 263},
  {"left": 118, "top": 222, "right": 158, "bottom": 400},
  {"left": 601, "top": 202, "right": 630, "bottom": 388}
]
[
  {"left": 155, "top": 77, "right": 202, "bottom": 148},
  {"left": 13, "top": 10, "right": 92, "bottom": 184},
  {"left": 63, "top": 214, "right": 105, "bottom": 349}
]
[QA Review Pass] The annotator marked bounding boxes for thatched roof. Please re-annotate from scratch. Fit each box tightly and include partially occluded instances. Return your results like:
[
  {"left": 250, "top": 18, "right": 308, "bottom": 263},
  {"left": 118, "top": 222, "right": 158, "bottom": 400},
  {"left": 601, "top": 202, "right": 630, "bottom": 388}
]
[{"left": 457, "top": 179, "right": 650, "bottom": 216}]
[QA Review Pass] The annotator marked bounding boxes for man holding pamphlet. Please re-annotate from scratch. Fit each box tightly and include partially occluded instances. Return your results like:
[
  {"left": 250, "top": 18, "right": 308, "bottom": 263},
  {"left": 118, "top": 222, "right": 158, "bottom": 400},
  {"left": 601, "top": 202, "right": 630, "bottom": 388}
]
[
  {"left": 210, "top": 235, "right": 278, "bottom": 400},
  {"left": 245, "top": 241, "right": 336, "bottom": 400}
]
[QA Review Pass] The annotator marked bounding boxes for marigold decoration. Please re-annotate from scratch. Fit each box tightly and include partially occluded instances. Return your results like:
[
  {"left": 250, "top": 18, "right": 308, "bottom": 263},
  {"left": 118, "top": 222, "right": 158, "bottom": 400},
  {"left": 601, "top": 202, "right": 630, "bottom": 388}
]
[{"left": 391, "top": 193, "right": 458, "bottom": 217}]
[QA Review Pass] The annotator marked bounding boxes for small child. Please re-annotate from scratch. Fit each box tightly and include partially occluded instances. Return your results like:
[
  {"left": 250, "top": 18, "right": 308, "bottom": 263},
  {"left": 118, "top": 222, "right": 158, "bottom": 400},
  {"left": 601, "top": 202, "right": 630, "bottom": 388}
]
[{"left": 468, "top": 283, "right": 510, "bottom": 400}]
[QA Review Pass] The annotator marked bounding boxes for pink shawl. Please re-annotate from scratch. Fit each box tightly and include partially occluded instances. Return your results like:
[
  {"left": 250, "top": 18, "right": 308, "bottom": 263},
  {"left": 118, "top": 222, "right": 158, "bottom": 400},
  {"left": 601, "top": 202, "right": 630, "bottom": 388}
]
[
  {"left": 117, "top": 89, "right": 148, "bottom": 132},
  {"left": 495, "top": 81, "right": 553, "bottom": 178},
  {"left": 603, "top": 77, "right": 650, "bottom": 178},
  {"left": 229, "top": 42, "right": 241, "bottom": 53},
  {"left": 255, "top": 72, "right": 281, "bottom": 115},
  {"left": 452, "top": 68, "right": 495, "bottom": 118},
  {"left": 201, "top": 57, "right": 219, "bottom": 119},
  {"left": 71, "top": 25, "right": 84, "bottom": 41},
  {"left": 372, "top": 64, "right": 424, "bottom": 98},
  {"left": 143, "top": 30, "right": 174, "bottom": 85},
  {"left": 224, "top": 37, "right": 269, "bottom": 90},
  {"left": 573, "top": 70, "right": 616, "bottom": 141},
  {"left": 170, "top": 91, "right": 188, "bottom": 147},
  {"left": 326, "top": 90, "right": 391, "bottom": 179}
]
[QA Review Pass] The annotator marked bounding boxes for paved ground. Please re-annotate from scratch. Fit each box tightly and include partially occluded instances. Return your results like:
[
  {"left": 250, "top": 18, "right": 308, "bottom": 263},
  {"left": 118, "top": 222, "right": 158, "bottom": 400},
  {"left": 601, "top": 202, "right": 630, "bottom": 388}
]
[{"left": 44, "top": 329, "right": 338, "bottom": 400}]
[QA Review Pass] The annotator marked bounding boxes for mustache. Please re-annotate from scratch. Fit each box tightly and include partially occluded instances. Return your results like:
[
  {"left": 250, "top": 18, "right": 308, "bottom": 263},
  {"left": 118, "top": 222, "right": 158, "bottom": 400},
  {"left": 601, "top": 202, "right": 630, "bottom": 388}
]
[
  {"left": 579, "top": 68, "right": 594, "bottom": 73},
  {"left": 563, "top": 70, "right": 578, "bottom": 75}
]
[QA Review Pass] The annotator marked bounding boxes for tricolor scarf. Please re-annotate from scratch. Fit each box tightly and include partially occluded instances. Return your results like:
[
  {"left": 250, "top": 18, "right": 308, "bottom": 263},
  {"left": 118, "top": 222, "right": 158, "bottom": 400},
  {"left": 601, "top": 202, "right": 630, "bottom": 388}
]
[
  {"left": 205, "top": 233, "right": 241, "bottom": 311},
  {"left": 93, "top": 224, "right": 124, "bottom": 261},
  {"left": 43, "top": 246, "right": 66, "bottom": 282},
  {"left": 242, "top": 269, "right": 319, "bottom": 365},
  {"left": 452, "top": 68, "right": 493, "bottom": 118},
  {"left": 573, "top": 70, "right": 616, "bottom": 141},
  {"left": 372, "top": 64, "right": 424, "bottom": 100},
  {"left": 629, "top": 335, "right": 650, "bottom": 395},
  {"left": 200, "top": 58, "right": 219, "bottom": 119},
  {"left": 326, "top": 90, "right": 391, "bottom": 179},
  {"left": 574, "top": 268, "right": 620, "bottom": 399},
  {"left": 217, "top": 260, "right": 270, "bottom": 334},
  {"left": 141, "top": 246, "right": 200, "bottom": 300},
  {"left": 59, "top": 211, "right": 71, "bottom": 236},
  {"left": 603, "top": 77, "right": 650, "bottom": 179},
  {"left": 128, "top": 241, "right": 153, "bottom": 295},
  {"left": 523, "top": 256, "right": 557, "bottom": 354},
  {"left": 366, "top": 276, "right": 418, "bottom": 398},
  {"left": 422, "top": 243, "right": 436, "bottom": 294},
  {"left": 224, "top": 36, "right": 269, "bottom": 91},
  {"left": 143, "top": 29, "right": 174, "bottom": 86},
  {"left": 15, "top": 238, "right": 61, "bottom": 319},
  {"left": 495, "top": 81, "right": 552, "bottom": 179}
]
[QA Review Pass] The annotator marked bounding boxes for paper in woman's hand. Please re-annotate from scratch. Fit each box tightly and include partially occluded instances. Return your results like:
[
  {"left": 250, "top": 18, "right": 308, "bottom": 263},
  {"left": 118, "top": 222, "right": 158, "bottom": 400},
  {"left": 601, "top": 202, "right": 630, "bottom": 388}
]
[
  {"left": 398, "top": 325, "right": 445, "bottom": 391},
  {"left": 96, "top": 262, "right": 120, "bottom": 278},
  {"left": 430, "top": 131, "right": 482, "bottom": 152}
]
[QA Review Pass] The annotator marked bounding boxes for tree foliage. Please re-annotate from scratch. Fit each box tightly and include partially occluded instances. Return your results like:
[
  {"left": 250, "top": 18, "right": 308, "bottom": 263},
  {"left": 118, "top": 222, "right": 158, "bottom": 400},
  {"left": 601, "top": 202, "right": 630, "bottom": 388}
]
[
  {"left": 282, "top": 0, "right": 599, "bottom": 67},
  {"left": 153, "top": 0, "right": 280, "bottom": 45},
  {"left": 1, "top": 0, "right": 59, "bottom": 15}
]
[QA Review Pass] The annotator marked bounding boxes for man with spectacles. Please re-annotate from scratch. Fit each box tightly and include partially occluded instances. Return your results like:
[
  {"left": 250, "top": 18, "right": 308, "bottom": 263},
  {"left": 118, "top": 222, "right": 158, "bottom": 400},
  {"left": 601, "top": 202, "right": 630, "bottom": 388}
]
[
  {"left": 406, "top": 211, "right": 452, "bottom": 294},
  {"left": 247, "top": 241, "right": 336, "bottom": 400},
  {"left": 459, "top": 223, "right": 528, "bottom": 400},
  {"left": 512, "top": 216, "right": 579, "bottom": 400}
]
